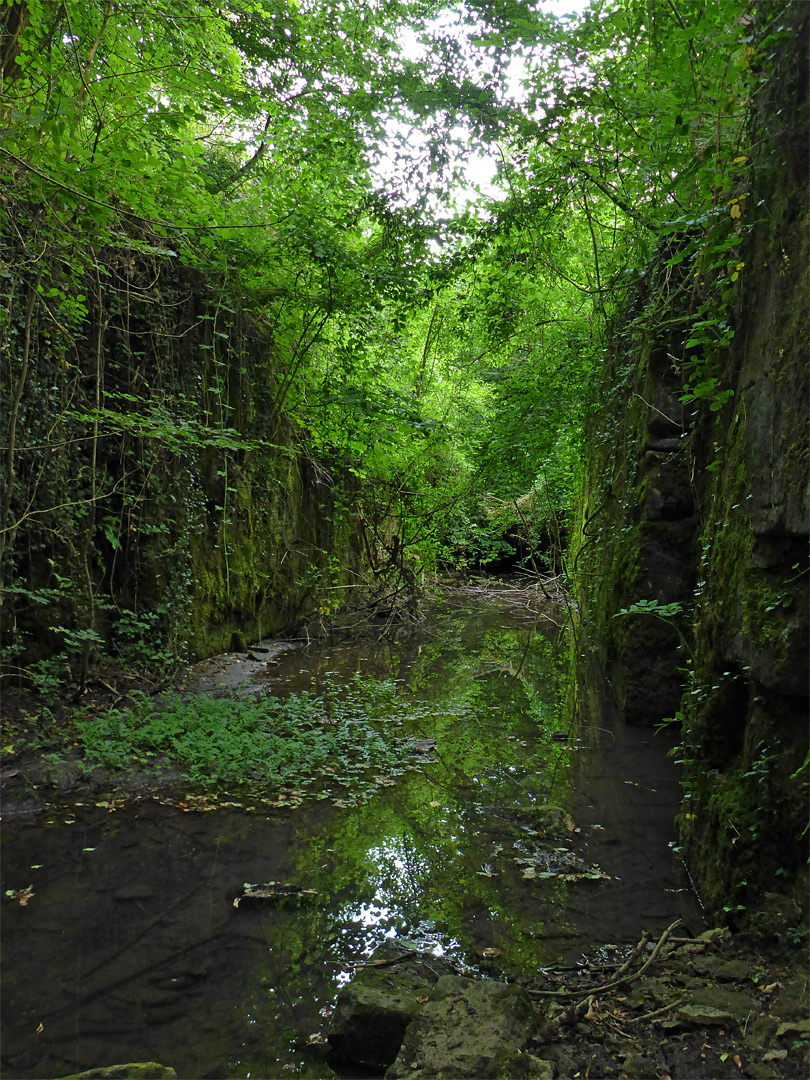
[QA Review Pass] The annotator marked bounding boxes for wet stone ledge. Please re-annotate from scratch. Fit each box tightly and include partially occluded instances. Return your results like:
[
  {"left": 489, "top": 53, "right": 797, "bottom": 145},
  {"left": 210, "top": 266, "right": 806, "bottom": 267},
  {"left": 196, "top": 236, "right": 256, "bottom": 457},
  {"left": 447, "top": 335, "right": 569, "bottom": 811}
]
[{"left": 326, "top": 930, "right": 809, "bottom": 1080}]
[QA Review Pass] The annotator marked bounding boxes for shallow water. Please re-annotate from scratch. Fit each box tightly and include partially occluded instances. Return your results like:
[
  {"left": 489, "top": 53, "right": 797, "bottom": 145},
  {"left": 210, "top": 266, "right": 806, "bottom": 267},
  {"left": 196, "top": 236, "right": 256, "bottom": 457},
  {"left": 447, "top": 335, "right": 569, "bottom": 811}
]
[{"left": 0, "top": 589, "right": 704, "bottom": 1079}]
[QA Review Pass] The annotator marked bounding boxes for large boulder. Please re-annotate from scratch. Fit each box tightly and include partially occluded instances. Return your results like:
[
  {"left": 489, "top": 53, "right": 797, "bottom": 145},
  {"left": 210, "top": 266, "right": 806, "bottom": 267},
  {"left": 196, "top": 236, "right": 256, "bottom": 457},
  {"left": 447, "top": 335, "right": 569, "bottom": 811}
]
[
  {"left": 386, "top": 974, "right": 539, "bottom": 1079},
  {"left": 327, "top": 944, "right": 455, "bottom": 1072}
]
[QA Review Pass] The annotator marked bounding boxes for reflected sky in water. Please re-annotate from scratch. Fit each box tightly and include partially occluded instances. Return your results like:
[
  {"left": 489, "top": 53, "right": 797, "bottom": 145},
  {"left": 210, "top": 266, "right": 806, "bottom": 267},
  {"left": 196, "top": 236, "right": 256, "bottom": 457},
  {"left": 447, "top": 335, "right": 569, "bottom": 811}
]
[{"left": 1, "top": 589, "right": 701, "bottom": 1079}]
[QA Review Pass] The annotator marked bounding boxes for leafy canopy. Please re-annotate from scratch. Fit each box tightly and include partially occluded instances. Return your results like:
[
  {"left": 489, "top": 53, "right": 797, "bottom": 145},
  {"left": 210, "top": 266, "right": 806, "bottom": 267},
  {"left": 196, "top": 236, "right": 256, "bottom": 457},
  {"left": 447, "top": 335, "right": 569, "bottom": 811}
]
[{"left": 1, "top": 0, "right": 770, "bottom": 591}]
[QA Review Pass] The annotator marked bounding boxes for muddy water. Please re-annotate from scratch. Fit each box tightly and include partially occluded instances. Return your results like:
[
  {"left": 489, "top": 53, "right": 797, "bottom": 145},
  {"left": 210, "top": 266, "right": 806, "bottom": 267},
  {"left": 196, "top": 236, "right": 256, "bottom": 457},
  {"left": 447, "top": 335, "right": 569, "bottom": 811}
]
[{"left": 0, "top": 589, "right": 704, "bottom": 1079}]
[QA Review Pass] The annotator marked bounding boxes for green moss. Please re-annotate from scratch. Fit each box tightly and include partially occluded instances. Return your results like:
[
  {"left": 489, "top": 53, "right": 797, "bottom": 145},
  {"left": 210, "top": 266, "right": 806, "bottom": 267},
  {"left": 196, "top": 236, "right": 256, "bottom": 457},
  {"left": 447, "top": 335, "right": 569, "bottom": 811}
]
[
  {"left": 575, "top": 72, "right": 809, "bottom": 922},
  {"left": 186, "top": 457, "right": 372, "bottom": 658}
]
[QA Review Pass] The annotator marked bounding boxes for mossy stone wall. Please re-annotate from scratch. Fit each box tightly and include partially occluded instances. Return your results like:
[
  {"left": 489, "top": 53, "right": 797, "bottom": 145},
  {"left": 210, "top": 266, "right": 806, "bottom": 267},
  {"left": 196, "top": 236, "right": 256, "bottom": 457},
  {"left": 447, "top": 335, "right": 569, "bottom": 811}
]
[
  {"left": 1, "top": 235, "right": 371, "bottom": 682},
  {"left": 575, "top": 324, "right": 697, "bottom": 725},
  {"left": 574, "top": 13, "right": 808, "bottom": 924},
  {"left": 185, "top": 453, "right": 367, "bottom": 658}
]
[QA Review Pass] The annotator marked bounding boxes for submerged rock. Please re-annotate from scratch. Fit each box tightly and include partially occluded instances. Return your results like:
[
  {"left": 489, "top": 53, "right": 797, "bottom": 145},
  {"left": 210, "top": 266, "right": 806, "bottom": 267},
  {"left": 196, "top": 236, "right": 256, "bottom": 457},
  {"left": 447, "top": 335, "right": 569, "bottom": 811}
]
[
  {"left": 112, "top": 885, "right": 155, "bottom": 901},
  {"left": 486, "top": 803, "right": 576, "bottom": 838},
  {"left": 386, "top": 974, "right": 539, "bottom": 1079},
  {"left": 522, "top": 804, "right": 576, "bottom": 837}
]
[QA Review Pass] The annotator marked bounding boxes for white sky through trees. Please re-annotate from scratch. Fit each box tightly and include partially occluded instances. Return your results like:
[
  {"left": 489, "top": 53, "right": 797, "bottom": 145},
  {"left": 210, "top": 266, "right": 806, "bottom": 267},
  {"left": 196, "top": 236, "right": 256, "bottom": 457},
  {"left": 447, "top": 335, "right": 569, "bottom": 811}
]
[{"left": 378, "top": 0, "right": 591, "bottom": 211}]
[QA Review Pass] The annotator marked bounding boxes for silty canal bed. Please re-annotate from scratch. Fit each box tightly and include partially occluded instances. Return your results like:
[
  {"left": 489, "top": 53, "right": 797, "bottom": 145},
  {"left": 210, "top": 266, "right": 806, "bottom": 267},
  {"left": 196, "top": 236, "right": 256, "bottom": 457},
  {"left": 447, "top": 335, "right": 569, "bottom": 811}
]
[{"left": 1, "top": 586, "right": 704, "bottom": 1079}]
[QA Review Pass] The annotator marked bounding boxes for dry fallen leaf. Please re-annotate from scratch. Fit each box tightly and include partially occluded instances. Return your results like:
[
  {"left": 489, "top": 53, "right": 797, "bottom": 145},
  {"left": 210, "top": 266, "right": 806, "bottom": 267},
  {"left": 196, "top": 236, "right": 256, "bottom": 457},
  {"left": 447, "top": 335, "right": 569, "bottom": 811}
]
[
  {"left": 6, "top": 885, "right": 35, "bottom": 906},
  {"left": 762, "top": 1050, "right": 787, "bottom": 1063}
]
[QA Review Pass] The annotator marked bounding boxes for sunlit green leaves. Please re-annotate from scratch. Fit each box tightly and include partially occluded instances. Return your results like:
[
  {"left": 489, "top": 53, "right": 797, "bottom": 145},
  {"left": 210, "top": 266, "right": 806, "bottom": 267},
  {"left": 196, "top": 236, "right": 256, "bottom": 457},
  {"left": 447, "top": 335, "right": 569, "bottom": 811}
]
[
  {"left": 73, "top": 676, "right": 425, "bottom": 793},
  {"left": 1, "top": 0, "right": 786, "bottom": 670},
  {"left": 614, "top": 599, "right": 684, "bottom": 619}
]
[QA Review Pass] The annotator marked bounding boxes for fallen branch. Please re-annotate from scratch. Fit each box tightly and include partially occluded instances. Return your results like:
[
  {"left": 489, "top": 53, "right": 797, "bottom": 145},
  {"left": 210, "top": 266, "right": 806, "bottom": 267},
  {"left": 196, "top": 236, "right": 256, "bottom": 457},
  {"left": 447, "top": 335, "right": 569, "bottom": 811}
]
[
  {"left": 530, "top": 922, "right": 684, "bottom": 1048},
  {"left": 324, "top": 949, "right": 419, "bottom": 970},
  {"left": 529, "top": 920, "right": 682, "bottom": 1002},
  {"left": 355, "top": 949, "right": 418, "bottom": 969}
]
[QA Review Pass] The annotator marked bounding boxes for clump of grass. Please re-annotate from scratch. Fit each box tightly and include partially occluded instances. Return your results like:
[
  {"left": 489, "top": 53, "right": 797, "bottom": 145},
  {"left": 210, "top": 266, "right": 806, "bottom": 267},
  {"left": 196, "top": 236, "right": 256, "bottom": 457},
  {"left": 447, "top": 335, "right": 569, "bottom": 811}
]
[{"left": 74, "top": 678, "right": 412, "bottom": 789}]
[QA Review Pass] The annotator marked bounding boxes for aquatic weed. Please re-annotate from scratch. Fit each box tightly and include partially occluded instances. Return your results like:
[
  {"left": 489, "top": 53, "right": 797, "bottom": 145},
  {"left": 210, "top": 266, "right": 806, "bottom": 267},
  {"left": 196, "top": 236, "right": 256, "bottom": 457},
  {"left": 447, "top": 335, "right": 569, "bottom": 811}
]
[{"left": 74, "top": 684, "right": 414, "bottom": 790}]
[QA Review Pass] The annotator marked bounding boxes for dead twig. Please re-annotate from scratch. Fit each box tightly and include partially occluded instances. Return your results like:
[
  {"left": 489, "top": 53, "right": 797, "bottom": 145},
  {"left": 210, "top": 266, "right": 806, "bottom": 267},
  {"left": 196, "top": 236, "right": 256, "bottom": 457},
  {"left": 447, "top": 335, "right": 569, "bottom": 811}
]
[
  {"left": 325, "top": 949, "right": 420, "bottom": 970},
  {"left": 529, "top": 920, "right": 683, "bottom": 1001},
  {"left": 613, "top": 931, "right": 651, "bottom": 981},
  {"left": 628, "top": 996, "right": 687, "bottom": 1025},
  {"left": 356, "top": 949, "right": 418, "bottom": 968}
]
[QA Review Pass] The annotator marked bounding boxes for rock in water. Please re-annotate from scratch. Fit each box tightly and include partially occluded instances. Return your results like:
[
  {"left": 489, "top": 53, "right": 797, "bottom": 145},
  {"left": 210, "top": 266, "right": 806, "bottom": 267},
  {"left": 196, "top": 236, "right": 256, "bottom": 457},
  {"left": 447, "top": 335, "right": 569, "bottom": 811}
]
[
  {"left": 386, "top": 974, "right": 538, "bottom": 1079},
  {"left": 327, "top": 944, "right": 454, "bottom": 1072},
  {"left": 522, "top": 804, "right": 575, "bottom": 837}
]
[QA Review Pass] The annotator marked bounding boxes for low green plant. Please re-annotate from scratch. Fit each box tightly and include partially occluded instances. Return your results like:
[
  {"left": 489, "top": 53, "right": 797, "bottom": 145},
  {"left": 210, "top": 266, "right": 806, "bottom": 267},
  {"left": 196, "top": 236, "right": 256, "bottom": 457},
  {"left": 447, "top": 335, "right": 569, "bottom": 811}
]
[
  {"left": 613, "top": 599, "right": 684, "bottom": 619},
  {"left": 612, "top": 598, "right": 692, "bottom": 660},
  {"left": 655, "top": 709, "right": 684, "bottom": 735},
  {"left": 108, "top": 606, "right": 177, "bottom": 673},
  {"left": 73, "top": 679, "right": 416, "bottom": 790},
  {"left": 21, "top": 657, "right": 68, "bottom": 702},
  {"left": 438, "top": 509, "right": 515, "bottom": 570}
]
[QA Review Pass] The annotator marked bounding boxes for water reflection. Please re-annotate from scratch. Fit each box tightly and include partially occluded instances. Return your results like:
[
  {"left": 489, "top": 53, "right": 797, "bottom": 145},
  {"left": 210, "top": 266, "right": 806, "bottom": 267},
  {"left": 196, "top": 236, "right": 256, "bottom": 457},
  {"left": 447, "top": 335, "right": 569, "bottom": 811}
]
[{"left": 1, "top": 590, "right": 702, "bottom": 1079}]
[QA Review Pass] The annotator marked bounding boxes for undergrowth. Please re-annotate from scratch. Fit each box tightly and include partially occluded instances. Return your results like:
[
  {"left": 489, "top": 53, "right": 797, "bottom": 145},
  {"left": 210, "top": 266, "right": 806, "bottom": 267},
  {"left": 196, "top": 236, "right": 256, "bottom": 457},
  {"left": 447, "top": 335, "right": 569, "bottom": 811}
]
[{"left": 73, "top": 675, "right": 415, "bottom": 791}]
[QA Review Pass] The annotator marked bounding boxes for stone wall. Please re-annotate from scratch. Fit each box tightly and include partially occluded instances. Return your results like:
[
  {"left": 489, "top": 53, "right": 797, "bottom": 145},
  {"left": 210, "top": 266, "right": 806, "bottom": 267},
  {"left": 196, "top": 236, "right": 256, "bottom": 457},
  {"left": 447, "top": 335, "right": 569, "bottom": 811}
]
[
  {"left": 574, "top": 11, "right": 809, "bottom": 924},
  {"left": 0, "top": 237, "right": 371, "bottom": 682}
]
